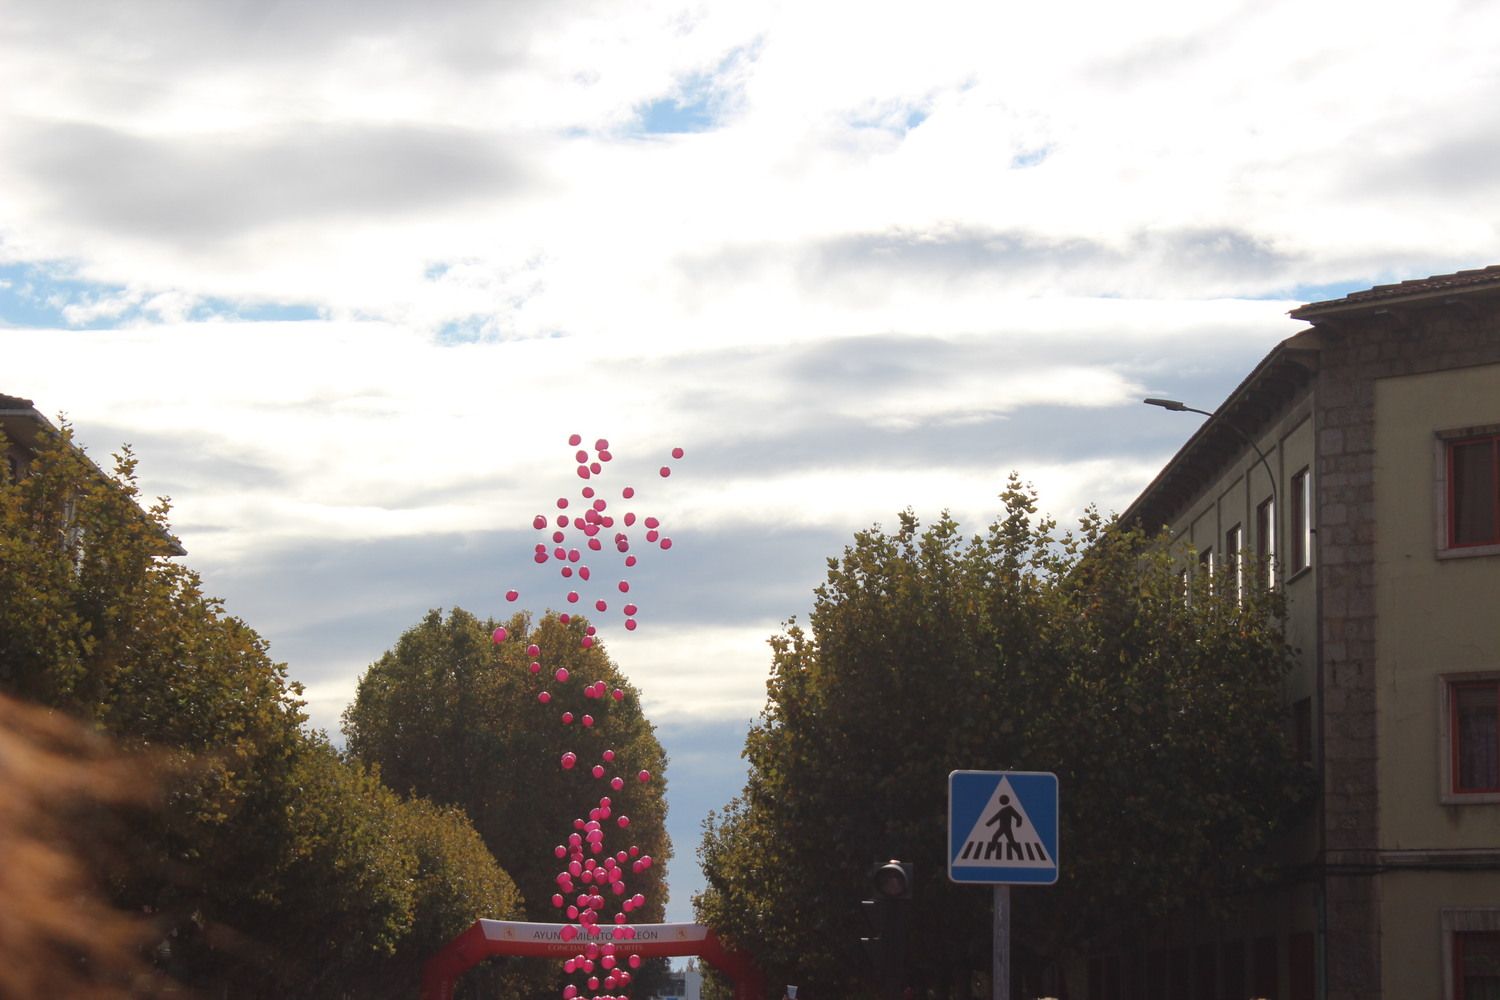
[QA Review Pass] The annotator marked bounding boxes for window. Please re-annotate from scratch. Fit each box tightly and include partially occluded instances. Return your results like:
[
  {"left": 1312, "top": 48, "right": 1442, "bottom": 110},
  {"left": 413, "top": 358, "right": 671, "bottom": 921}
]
[
  {"left": 1456, "top": 931, "right": 1500, "bottom": 1000},
  {"left": 1449, "top": 435, "right": 1500, "bottom": 548},
  {"left": 1451, "top": 679, "right": 1500, "bottom": 795},
  {"left": 1225, "top": 524, "right": 1243, "bottom": 602},
  {"left": 1290, "top": 468, "right": 1311, "bottom": 574},
  {"left": 1256, "top": 496, "right": 1275, "bottom": 587},
  {"left": 1252, "top": 935, "right": 1279, "bottom": 1000}
]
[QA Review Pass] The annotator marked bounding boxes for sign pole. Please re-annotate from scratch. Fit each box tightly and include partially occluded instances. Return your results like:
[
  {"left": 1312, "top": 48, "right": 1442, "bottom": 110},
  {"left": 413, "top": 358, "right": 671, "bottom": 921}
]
[{"left": 993, "top": 884, "right": 1010, "bottom": 1000}]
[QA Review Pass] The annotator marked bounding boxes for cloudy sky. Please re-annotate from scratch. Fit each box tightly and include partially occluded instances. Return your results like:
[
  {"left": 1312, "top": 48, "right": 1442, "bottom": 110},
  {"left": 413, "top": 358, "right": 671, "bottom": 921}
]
[{"left": 4, "top": 0, "right": 1499, "bottom": 922}]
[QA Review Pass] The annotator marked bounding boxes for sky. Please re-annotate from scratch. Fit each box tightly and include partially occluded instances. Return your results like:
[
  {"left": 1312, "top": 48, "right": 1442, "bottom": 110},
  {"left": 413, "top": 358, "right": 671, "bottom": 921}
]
[{"left": 4, "top": 0, "right": 1499, "bottom": 924}]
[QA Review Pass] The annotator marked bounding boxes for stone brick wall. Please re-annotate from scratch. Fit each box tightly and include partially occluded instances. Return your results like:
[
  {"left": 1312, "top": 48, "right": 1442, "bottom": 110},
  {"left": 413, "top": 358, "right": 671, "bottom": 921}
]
[{"left": 1313, "top": 302, "right": 1500, "bottom": 1000}]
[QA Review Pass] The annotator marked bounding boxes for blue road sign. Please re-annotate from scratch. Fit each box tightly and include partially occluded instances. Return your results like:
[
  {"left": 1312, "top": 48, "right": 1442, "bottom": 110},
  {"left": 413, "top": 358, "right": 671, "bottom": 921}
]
[{"left": 948, "top": 770, "right": 1059, "bottom": 885}]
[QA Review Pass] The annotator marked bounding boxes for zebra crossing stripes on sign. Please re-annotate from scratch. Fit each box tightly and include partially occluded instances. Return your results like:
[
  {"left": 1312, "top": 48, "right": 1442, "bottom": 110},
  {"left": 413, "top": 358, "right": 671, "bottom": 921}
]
[{"left": 948, "top": 770, "right": 1058, "bottom": 885}]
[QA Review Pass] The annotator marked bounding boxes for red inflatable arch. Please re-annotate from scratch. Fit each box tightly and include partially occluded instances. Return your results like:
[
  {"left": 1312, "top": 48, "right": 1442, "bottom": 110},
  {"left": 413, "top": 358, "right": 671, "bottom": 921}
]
[{"left": 420, "top": 920, "right": 765, "bottom": 1000}]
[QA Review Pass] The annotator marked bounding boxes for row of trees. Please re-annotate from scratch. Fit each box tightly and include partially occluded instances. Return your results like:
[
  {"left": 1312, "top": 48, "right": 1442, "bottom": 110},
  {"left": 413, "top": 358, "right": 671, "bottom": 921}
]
[
  {"left": 694, "top": 479, "right": 1313, "bottom": 997},
  {"left": 1, "top": 425, "right": 671, "bottom": 997}
]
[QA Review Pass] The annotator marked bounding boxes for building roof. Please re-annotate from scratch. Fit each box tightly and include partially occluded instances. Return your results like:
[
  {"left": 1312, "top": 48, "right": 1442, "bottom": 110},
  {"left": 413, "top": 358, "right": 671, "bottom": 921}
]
[
  {"left": 1121, "top": 332, "right": 1319, "bottom": 532},
  {"left": 1291, "top": 264, "right": 1500, "bottom": 321},
  {"left": 1126, "top": 263, "right": 1500, "bottom": 532}
]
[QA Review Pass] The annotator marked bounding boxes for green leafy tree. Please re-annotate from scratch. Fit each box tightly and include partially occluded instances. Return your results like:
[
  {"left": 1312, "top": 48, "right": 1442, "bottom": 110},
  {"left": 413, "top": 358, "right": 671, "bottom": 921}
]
[
  {"left": 696, "top": 478, "right": 1311, "bottom": 997},
  {"left": 343, "top": 607, "right": 673, "bottom": 992},
  {"left": 0, "top": 424, "right": 527, "bottom": 998}
]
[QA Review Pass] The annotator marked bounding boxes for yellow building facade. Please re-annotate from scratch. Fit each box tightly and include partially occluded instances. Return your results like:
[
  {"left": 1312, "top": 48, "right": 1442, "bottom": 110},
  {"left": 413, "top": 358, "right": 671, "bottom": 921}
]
[{"left": 1106, "top": 265, "right": 1500, "bottom": 1000}]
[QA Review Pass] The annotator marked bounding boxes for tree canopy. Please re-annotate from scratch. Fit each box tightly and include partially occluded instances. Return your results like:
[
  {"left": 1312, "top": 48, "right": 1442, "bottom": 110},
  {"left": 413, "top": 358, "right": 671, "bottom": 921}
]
[
  {"left": 342, "top": 607, "right": 674, "bottom": 994},
  {"left": 695, "top": 478, "right": 1311, "bottom": 998},
  {"left": 0, "top": 423, "right": 525, "bottom": 998}
]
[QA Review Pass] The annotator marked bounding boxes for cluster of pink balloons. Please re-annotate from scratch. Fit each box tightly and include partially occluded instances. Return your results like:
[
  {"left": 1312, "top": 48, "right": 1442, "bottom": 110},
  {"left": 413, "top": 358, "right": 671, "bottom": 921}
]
[
  {"left": 512, "top": 434, "right": 684, "bottom": 644},
  {"left": 492, "top": 433, "right": 681, "bottom": 1000}
]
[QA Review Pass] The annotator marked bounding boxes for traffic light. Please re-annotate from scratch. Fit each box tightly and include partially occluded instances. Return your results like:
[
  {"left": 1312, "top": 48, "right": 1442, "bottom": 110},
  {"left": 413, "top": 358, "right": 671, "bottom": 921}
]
[
  {"left": 873, "top": 860, "right": 913, "bottom": 900},
  {"left": 859, "top": 860, "right": 913, "bottom": 999}
]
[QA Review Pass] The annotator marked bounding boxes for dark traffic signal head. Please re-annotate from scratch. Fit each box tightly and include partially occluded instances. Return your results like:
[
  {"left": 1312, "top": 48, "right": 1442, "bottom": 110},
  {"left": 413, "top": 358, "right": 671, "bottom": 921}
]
[{"left": 873, "top": 860, "right": 913, "bottom": 900}]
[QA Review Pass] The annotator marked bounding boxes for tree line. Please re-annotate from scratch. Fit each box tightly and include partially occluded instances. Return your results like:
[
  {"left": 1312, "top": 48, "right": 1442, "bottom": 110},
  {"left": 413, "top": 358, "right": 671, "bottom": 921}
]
[
  {"left": 0, "top": 425, "right": 670, "bottom": 998},
  {"left": 694, "top": 479, "right": 1313, "bottom": 997}
]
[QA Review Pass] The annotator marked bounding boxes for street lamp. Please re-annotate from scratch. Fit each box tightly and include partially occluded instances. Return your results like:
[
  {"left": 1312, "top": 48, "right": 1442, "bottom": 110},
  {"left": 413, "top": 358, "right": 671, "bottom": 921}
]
[{"left": 1143, "top": 398, "right": 1279, "bottom": 585}]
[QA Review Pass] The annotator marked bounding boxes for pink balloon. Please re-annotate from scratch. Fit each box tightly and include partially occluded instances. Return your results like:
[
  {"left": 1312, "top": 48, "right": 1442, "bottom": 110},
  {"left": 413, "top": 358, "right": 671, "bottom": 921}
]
[
  {"left": 526, "top": 643, "right": 540, "bottom": 657},
  {"left": 577, "top": 466, "right": 591, "bottom": 479},
  {"left": 554, "top": 546, "right": 566, "bottom": 559},
  {"left": 529, "top": 661, "right": 541, "bottom": 674},
  {"left": 602, "top": 749, "right": 615, "bottom": 761},
  {"left": 660, "top": 537, "right": 672, "bottom": 550},
  {"left": 629, "top": 954, "right": 642, "bottom": 969},
  {"left": 595, "top": 438, "right": 609, "bottom": 451},
  {"left": 625, "top": 555, "right": 637, "bottom": 567},
  {"left": 659, "top": 466, "right": 670, "bottom": 478},
  {"left": 491, "top": 627, "right": 508, "bottom": 643},
  {"left": 586, "top": 625, "right": 597, "bottom": 635},
  {"left": 568, "top": 548, "right": 581, "bottom": 563},
  {"left": 598, "top": 449, "right": 612, "bottom": 462},
  {"left": 610, "top": 776, "right": 624, "bottom": 790},
  {"left": 592, "top": 498, "right": 607, "bottom": 512},
  {"left": 644, "top": 516, "right": 659, "bottom": 529},
  {"left": 590, "top": 462, "right": 602, "bottom": 474},
  {"left": 567, "top": 591, "right": 579, "bottom": 603},
  {"left": 582, "top": 486, "right": 595, "bottom": 498},
  {"left": 555, "top": 667, "right": 570, "bottom": 682},
  {"left": 595, "top": 599, "right": 608, "bottom": 612},
  {"left": 554, "top": 845, "right": 567, "bottom": 858},
  {"left": 557, "top": 513, "right": 569, "bottom": 527},
  {"left": 562, "top": 712, "right": 574, "bottom": 724},
  {"left": 623, "top": 512, "right": 636, "bottom": 526},
  {"left": 561, "top": 925, "right": 579, "bottom": 943},
  {"left": 637, "top": 770, "right": 651, "bottom": 783},
  {"left": 568, "top": 433, "right": 582, "bottom": 446},
  {"left": 622, "top": 486, "right": 635, "bottom": 499},
  {"left": 506, "top": 589, "right": 519, "bottom": 601},
  {"left": 533, "top": 514, "right": 547, "bottom": 529},
  {"left": 624, "top": 619, "right": 637, "bottom": 631},
  {"left": 575, "top": 449, "right": 588, "bottom": 464},
  {"left": 623, "top": 603, "right": 638, "bottom": 616},
  {"left": 588, "top": 538, "right": 602, "bottom": 551},
  {"left": 560, "top": 752, "right": 575, "bottom": 768},
  {"left": 617, "top": 815, "right": 630, "bottom": 829},
  {"left": 618, "top": 580, "right": 630, "bottom": 593},
  {"left": 592, "top": 764, "right": 605, "bottom": 779},
  {"left": 559, "top": 613, "right": 571, "bottom": 624},
  {"left": 557, "top": 497, "right": 570, "bottom": 509},
  {"left": 582, "top": 714, "right": 595, "bottom": 727},
  {"left": 671, "top": 446, "right": 684, "bottom": 459},
  {"left": 553, "top": 530, "right": 565, "bottom": 542},
  {"left": 539, "top": 691, "right": 551, "bottom": 704},
  {"left": 561, "top": 566, "right": 573, "bottom": 578},
  {"left": 581, "top": 636, "right": 594, "bottom": 649},
  {"left": 612, "top": 689, "right": 624, "bottom": 701}
]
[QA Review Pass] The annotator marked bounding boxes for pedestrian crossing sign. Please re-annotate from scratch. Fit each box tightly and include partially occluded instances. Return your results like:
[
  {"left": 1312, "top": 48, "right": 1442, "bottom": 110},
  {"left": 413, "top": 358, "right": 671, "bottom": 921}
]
[{"left": 948, "top": 770, "right": 1059, "bottom": 885}]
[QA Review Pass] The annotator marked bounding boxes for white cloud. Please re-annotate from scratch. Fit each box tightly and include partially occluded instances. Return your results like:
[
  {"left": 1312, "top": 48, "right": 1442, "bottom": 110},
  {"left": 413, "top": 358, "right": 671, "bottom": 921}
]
[{"left": 5, "top": 0, "right": 1500, "bottom": 915}]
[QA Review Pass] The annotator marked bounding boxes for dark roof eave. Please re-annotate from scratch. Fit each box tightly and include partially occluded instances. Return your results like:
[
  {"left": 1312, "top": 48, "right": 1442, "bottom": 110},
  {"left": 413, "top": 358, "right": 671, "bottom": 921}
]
[{"left": 1121, "top": 331, "right": 1320, "bottom": 532}]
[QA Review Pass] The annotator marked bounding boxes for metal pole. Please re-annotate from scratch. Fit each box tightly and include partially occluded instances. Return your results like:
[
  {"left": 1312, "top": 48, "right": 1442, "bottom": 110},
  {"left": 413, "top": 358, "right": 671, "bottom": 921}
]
[{"left": 993, "top": 884, "right": 1010, "bottom": 1000}]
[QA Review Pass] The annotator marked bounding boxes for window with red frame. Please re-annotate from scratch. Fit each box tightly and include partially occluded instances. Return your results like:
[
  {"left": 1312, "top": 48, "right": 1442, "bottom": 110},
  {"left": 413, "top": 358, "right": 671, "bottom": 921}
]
[
  {"left": 1453, "top": 680, "right": 1500, "bottom": 794},
  {"left": 1455, "top": 930, "right": 1500, "bottom": 1000},
  {"left": 1450, "top": 435, "right": 1500, "bottom": 548}
]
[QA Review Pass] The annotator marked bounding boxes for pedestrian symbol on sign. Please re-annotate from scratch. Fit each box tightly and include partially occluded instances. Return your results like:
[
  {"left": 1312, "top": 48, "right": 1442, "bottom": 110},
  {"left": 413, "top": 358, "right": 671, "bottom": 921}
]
[{"left": 954, "top": 775, "right": 1053, "bottom": 868}]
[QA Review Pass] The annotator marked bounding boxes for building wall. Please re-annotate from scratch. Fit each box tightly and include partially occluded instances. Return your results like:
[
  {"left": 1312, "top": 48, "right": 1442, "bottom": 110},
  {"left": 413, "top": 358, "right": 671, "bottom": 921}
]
[{"left": 1315, "top": 305, "right": 1500, "bottom": 1000}]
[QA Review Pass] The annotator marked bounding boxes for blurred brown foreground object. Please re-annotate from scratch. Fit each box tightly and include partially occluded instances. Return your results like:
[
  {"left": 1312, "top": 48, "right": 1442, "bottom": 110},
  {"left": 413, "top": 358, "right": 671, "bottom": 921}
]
[{"left": 0, "top": 692, "right": 166, "bottom": 998}]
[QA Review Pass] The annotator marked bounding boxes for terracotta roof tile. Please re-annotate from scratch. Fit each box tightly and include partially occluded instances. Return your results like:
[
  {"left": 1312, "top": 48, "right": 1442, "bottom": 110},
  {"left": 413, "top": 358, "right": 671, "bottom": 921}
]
[{"left": 1292, "top": 264, "right": 1500, "bottom": 319}]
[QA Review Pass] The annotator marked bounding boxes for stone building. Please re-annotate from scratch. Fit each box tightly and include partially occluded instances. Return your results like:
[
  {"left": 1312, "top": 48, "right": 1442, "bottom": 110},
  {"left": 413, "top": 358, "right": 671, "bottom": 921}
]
[{"left": 1099, "top": 265, "right": 1500, "bottom": 999}]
